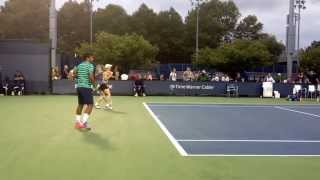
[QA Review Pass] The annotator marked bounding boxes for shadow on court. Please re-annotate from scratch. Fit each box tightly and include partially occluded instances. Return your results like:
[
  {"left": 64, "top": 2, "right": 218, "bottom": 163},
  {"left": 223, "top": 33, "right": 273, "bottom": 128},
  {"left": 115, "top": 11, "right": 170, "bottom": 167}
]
[
  {"left": 107, "top": 109, "right": 127, "bottom": 115},
  {"left": 81, "top": 132, "right": 113, "bottom": 150}
]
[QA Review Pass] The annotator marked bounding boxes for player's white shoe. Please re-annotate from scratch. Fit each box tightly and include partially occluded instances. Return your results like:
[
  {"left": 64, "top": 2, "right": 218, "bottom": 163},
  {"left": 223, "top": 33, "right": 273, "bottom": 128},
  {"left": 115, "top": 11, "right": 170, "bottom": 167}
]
[
  {"left": 95, "top": 104, "right": 101, "bottom": 109},
  {"left": 104, "top": 104, "right": 113, "bottom": 110}
]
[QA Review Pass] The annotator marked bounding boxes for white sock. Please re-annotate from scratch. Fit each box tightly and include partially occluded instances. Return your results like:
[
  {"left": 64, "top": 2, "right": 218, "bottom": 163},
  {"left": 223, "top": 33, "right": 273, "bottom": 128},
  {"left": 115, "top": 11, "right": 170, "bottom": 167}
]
[
  {"left": 82, "top": 113, "right": 90, "bottom": 124},
  {"left": 76, "top": 115, "right": 81, "bottom": 123}
]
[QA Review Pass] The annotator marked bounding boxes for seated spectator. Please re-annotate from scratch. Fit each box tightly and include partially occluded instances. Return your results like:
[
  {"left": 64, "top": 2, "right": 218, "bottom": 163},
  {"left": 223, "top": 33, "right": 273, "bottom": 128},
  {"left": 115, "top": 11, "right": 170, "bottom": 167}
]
[
  {"left": 61, "top": 65, "right": 69, "bottom": 79},
  {"left": 221, "top": 75, "right": 230, "bottom": 82},
  {"left": 159, "top": 74, "right": 165, "bottom": 81},
  {"left": 194, "top": 71, "right": 200, "bottom": 81},
  {"left": 183, "top": 67, "right": 194, "bottom": 81},
  {"left": 235, "top": 72, "right": 242, "bottom": 82},
  {"left": 296, "top": 72, "right": 305, "bottom": 84},
  {"left": 134, "top": 74, "right": 146, "bottom": 97},
  {"left": 169, "top": 68, "right": 177, "bottom": 82},
  {"left": 264, "top": 73, "right": 275, "bottom": 83},
  {"left": 307, "top": 71, "right": 318, "bottom": 85},
  {"left": 52, "top": 67, "right": 60, "bottom": 80},
  {"left": 3, "top": 76, "right": 11, "bottom": 95},
  {"left": 13, "top": 71, "right": 25, "bottom": 96},
  {"left": 211, "top": 74, "right": 220, "bottom": 82},
  {"left": 146, "top": 72, "right": 153, "bottom": 81},
  {"left": 198, "top": 70, "right": 209, "bottom": 82}
]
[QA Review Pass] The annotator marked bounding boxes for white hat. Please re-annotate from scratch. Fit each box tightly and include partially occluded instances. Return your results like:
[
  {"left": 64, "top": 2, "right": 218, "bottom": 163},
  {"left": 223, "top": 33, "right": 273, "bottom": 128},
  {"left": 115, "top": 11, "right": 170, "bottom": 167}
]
[{"left": 105, "top": 64, "right": 112, "bottom": 69}]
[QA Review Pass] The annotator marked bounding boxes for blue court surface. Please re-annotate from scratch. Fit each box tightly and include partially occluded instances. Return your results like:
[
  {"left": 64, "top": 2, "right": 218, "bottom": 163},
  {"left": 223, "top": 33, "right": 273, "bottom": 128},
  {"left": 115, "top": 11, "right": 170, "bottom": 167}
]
[{"left": 144, "top": 103, "right": 320, "bottom": 156}]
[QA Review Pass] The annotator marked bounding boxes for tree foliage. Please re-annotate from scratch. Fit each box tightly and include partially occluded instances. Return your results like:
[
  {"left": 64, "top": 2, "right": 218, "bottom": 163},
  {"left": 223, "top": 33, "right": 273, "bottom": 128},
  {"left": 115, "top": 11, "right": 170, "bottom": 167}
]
[
  {"left": 234, "top": 15, "right": 263, "bottom": 40},
  {"left": 185, "top": 0, "right": 240, "bottom": 51},
  {"left": 154, "top": 8, "right": 186, "bottom": 63},
  {"left": 194, "top": 39, "right": 272, "bottom": 75},
  {"left": 0, "top": 0, "right": 50, "bottom": 41},
  {"left": 0, "top": 0, "right": 287, "bottom": 66},
  {"left": 58, "top": 0, "right": 90, "bottom": 54},
  {"left": 94, "top": 4, "right": 129, "bottom": 35},
  {"left": 301, "top": 45, "right": 320, "bottom": 74},
  {"left": 259, "top": 35, "right": 285, "bottom": 63},
  {"left": 76, "top": 32, "right": 159, "bottom": 72},
  {"left": 129, "top": 4, "right": 159, "bottom": 44}
]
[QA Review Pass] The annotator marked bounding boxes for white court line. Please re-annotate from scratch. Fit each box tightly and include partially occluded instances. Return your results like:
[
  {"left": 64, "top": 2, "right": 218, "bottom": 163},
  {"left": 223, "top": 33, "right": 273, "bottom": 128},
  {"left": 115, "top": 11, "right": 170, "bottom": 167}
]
[
  {"left": 274, "top": 106, "right": 320, "bottom": 118},
  {"left": 187, "top": 154, "right": 320, "bottom": 157},
  {"left": 143, "top": 102, "right": 188, "bottom": 156},
  {"left": 177, "top": 139, "right": 320, "bottom": 143},
  {"left": 148, "top": 104, "right": 274, "bottom": 108}
]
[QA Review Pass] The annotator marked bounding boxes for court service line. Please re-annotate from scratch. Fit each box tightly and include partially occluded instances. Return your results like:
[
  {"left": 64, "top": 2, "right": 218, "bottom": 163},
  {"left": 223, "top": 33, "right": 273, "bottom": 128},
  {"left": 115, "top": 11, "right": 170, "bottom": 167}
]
[
  {"left": 274, "top": 106, "right": 320, "bottom": 118},
  {"left": 143, "top": 102, "right": 188, "bottom": 156},
  {"left": 177, "top": 139, "right": 320, "bottom": 143}
]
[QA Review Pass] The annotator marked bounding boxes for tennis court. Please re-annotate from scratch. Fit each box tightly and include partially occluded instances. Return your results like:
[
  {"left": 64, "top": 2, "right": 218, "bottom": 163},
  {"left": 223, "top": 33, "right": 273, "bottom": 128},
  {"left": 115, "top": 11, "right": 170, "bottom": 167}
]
[{"left": 145, "top": 103, "right": 320, "bottom": 156}]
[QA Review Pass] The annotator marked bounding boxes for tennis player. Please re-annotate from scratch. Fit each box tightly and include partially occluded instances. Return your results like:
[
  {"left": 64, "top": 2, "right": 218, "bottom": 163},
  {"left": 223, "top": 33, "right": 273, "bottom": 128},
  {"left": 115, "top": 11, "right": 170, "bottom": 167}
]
[
  {"left": 73, "top": 54, "right": 96, "bottom": 130},
  {"left": 95, "top": 64, "right": 113, "bottom": 110}
]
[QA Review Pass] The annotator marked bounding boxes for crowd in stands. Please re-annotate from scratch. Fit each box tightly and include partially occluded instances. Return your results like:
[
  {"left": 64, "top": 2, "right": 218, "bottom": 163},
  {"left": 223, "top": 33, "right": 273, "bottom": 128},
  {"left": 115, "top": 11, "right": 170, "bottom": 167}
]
[
  {"left": 0, "top": 71, "right": 25, "bottom": 96},
  {"left": 51, "top": 64, "right": 320, "bottom": 87}
]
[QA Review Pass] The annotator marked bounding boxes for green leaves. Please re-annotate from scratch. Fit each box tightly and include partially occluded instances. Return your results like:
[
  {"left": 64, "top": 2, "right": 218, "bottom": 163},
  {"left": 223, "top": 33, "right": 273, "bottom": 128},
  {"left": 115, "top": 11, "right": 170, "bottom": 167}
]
[
  {"left": 0, "top": 0, "right": 285, "bottom": 66},
  {"left": 76, "top": 32, "right": 158, "bottom": 72},
  {"left": 235, "top": 15, "right": 264, "bottom": 40},
  {"left": 301, "top": 45, "right": 320, "bottom": 74},
  {"left": 194, "top": 39, "right": 273, "bottom": 74},
  {"left": 58, "top": 0, "right": 90, "bottom": 54},
  {"left": 185, "top": 0, "right": 240, "bottom": 49},
  {"left": 0, "top": 0, "right": 50, "bottom": 41},
  {"left": 94, "top": 4, "right": 129, "bottom": 35}
]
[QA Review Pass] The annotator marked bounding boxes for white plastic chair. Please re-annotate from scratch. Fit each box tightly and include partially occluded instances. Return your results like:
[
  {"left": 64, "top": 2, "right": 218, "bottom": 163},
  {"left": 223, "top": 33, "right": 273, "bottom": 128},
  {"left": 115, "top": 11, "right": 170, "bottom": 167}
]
[
  {"left": 308, "top": 85, "right": 316, "bottom": 99},
  {"left": 293, "top": 84, "right": 307, "bottom": 99},
  {"left": 293, "top": 85, "right": 302, "bottom": 95}
]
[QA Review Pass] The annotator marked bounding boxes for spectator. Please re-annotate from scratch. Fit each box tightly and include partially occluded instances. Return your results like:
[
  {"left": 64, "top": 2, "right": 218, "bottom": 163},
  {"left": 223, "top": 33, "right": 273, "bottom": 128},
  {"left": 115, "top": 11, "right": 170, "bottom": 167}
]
[
  {"left": 307, "top": 70, "right": 318, "bottom": 85},
  {"left": 13, "top": 71, "right": 25, "bottom": 95},
  {"left": 146, "top": 72, "right": 153, "bottom": 81},
  {"left": 264, "top": 73, "right": 275, "bottom": 83},
  {"left": 221, "top": 74, "right": 230, "bottom": 82},
  {"left": 169, "top": 68, "right": 177, "bottom": 81},
  {"left": 114, "top": 66, "right": 120, "bottom": 81},
  {"left": 235, "top": 72, "right": 242, "bottom": 82},
  {"left": 183, "top": 67, "right": 194, "bottom": 81},
  {"left": 198, "top": 70, "right": 209, "bottom": 82},
  {"left": 134, "top": 74, "right": 146, "bottom": 97},
  {"left": 52, "top": 67, "right": 60, "bottom": 80},
  {"left": 61, "top": 65, "right": 69, "bottom": 79},
  {"left": 296, "top": 72, "right": 305, "bottom": 84},
  {"left": 211, "top": 74, "right": 220, "bottom": 82},
  {"left": 159, "top": 74, "right": 165, "bottom": 81},
  {"left": 194, "top": 71, "right": 200, "bottom": 81},
  {"left": 3, "top": 76, "right": 10, "bottom": 95}
]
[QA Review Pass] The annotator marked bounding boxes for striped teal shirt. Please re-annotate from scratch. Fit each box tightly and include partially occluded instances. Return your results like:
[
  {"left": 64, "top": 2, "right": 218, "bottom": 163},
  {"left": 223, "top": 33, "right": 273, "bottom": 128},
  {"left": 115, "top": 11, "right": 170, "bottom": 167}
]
[{"left": 75, "top": 61, "right": 94, "bottom": 88}]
